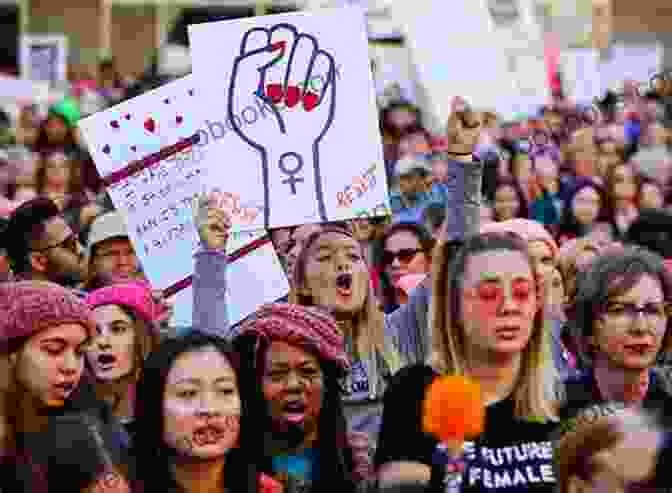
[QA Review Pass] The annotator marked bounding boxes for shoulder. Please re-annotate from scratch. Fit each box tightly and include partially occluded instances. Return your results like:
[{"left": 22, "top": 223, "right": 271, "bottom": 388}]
[{"left": 385, "top": 364, "right": 438, "bottom": 400}]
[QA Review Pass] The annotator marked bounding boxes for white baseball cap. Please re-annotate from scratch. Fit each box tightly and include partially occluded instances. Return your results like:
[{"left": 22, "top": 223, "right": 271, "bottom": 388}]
[{"left": 87, "top": 211, "right": 130, "bottom": 255}]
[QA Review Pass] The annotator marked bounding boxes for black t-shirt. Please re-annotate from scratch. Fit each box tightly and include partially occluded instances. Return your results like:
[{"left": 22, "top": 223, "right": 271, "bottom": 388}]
[{"left": 376, "top": 365, "right": 559, "bottom": 493}]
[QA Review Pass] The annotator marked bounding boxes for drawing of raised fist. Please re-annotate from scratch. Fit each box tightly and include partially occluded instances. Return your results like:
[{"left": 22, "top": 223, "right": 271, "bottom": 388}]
[{"left": 228, "top": 24, "right": 337, "bottom": 228}]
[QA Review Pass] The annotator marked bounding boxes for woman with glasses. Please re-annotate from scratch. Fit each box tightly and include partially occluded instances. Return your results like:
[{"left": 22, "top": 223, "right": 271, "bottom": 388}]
[
  {"left": 562, "top": 246, "right": 672, "bottom": 422},
  {"left": 373, "top": 222, "right": 434, "bottom": 314}
]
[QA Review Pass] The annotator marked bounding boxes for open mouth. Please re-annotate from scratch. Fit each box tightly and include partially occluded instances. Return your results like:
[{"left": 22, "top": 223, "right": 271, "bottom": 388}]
[
  {"left": 282, "top": 400, "right": 307, "bottom": 424},
  {"left": 335, "top": 273, "right": 353, "bottom": 296},
  {"left": 496, "top": 326, "right": 520, "bottom": 339},
  {"left": 53, "top": 381, "right": 75, "bottom": 397},
  {"left": 97, "top": 354, "right": 117, "bottom": 369},
  {"left": 192, "top": 426, "right": 227, "bottom": 446}
]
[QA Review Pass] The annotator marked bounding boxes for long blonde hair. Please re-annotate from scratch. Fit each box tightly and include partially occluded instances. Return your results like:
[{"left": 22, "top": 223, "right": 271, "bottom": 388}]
[
  {"left": 430, "top": 232, "right": 557, "bottom": 421},
  {"left": 290, "top": 227, "right": 393, "bottom": 365}
]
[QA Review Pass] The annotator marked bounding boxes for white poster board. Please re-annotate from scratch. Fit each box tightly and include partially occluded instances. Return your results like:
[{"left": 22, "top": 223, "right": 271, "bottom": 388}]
[
  {"left": 78, "top": 76, "right": 289, "bottom": 328},
  {"left": 559, "top": 49, "right": 602, "bottom": 104},
  {"left": 599, "top": 43, "right": 662, "bottom": 94},
  {"left": 20, "top": 35, "right": 68, "bottom": 85},
  {"left": 0, "top": 76, "right": 50, "bottom": 103},
  {"left": 396, "top": 0, "right": 532, "bottom": 124},
  {"left": 188, "top": 7, "right": 389, "bottom": 231}
]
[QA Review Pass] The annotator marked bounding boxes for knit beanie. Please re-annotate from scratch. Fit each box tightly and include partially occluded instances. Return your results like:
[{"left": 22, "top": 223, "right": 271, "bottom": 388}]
[
  {"left": 0, "top": 281, "right": 96, "bottom": 348},
  {"left": 237, "top": 303, "right": 349, "bottom": 371},
  {"left": 86, "top": 280, "right": 160, "bottom": 325}
]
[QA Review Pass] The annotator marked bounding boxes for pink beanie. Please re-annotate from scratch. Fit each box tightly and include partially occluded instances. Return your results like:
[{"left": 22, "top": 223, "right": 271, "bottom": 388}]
[
  {"left": 0, "top": 281, "right": 96, "bottom": 345},
  {"left": 86, "top": 281, "right": 160, "bottom": 324},
  {"left": 237, "top": 303, "right": 350, "bottom": 371},
  {"left": 480, "top": 219, "right": 559, "bottom": 258}
]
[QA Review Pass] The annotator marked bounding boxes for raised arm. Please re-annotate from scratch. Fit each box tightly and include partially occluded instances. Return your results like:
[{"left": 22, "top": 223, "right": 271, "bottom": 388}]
[{"left": 192, "top": 192, "right": 233, "bottom": 338}]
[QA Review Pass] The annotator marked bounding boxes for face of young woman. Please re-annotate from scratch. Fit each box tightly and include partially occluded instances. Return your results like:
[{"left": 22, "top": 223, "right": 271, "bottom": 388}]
[
  {"left": 527, "top": 240, "right": 556, "bottom": 286},
  {"left": 383, "top": 230, "right": 430, "bottom": 289},
  {"left": 639, "top": 183, "right": 664, "bottom": 210},
  {"left": 44, "top": 154, "right": 71, "bottom": 186},
  {"left": 301, "top": 232, "right": 369, "bottom": 315},
  {"left": 612, "top": 165, "right": 637, "bottom": 202},
  {"left": 591, "top": 274, "right": 667, "bottom": 371},
  {"left": 13, "top": 323, "right": 90, "bottom": 407},
  {"left": 572, "top": 187, "right": 602, "bottom": 226},
  {"left": 163, "top": 348, "right": 241, "bottom": 460},
  {"left": 460, "top": 250, "right": 539, "bottom": 356},
  {"left": 550, "top": 267, "right": 566, "bottom": 308},
  {"left": 87, "top": 305, "right": 136, "bottom": 382},
  {"left": 494, "top": 185, "right": 520, "bottom": 221},
  {"left": 262, "top": 341, "right": 323, "bottom": 434}
]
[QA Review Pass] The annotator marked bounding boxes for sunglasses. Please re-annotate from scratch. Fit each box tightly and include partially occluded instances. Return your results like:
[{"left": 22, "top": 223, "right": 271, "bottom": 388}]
[
  {"left": 465, "top": 279, "right": 534, "bottom": 304},
  {"left": 383, "top": 248, "right": 422, "bottom": 266}
]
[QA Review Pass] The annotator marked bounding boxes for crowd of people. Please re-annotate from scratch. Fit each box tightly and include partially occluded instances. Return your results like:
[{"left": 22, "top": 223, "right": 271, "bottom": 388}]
[{"left": 2, "top": 43, "right": 672, "bottom": 493}]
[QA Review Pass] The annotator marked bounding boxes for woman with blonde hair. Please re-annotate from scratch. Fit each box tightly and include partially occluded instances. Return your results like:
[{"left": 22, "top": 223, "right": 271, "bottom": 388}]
[{"left": 375, "top": 232, "right": 559, "bottom": 493}]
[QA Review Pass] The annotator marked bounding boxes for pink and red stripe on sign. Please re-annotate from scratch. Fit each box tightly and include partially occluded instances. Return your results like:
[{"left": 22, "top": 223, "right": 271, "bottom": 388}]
[
  {"left": 162, "top": 236, "right": 272, "bottom": 298},
  {"left": 101, "top": 133, "right": 200, "bottom": 187}
]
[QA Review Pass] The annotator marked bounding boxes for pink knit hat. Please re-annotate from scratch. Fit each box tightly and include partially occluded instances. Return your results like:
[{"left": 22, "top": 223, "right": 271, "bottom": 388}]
[
  {"left": 85, "top": 281, "right": 160, "bottom": 324},
  {"left": 0, "top": 281, "right": 96, "bottom": 345},
  {"left": 480, "top": 218, "right": 559, "bottom": 258},
  {"left": 237, "top": 303, "right": 350, "bottom": 371}
]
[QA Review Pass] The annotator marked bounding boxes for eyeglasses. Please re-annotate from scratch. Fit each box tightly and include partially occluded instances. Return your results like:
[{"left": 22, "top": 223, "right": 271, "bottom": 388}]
[
  {"left": 382, "top": 248, "right": 422, "bottom": 266},
  {"left": 464, "top": 279, "right": 534, "bottom": 305},
  {"left": 602, "top": 302, "right": 670, "bottom": 328},
  {"left": 32, "top": 233, "right": 79, "bottom": 254}
]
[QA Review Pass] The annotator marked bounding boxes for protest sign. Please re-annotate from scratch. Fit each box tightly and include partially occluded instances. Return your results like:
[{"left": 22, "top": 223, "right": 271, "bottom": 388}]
[
  {"left": 0, "top": 76, "right": 49, "bottom": 103},
  {"left": 78, "top": 76, "right": 289, "bottom": 327},
  {"left": 559, "top": 49, "right": 602, "bottom": 104},
  {"left": 397, "top": 0, "right": 539, "bottom": 124},
  {"left": 20, "top": 35, "right": 68, "bottom": 85},
  {"left": 188, "top": 6, "right": 389, "bottom": 231},
  {"left": 599, "top": 43, "right": 662, "bottom": 94}
]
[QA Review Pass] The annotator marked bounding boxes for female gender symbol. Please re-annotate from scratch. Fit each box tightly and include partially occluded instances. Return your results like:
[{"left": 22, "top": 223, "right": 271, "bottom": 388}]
[{"left": 278, "top": 152, "right": 304, "bottom": 195}]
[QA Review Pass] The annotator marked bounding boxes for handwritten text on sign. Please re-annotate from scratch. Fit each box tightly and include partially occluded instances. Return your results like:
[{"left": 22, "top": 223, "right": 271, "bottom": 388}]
[{"left": 79, "top": 75, "right": 208, "bottom": 291}]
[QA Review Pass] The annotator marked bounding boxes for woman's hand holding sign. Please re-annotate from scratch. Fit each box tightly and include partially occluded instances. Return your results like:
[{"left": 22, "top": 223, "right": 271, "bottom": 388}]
[
  {"left": 229, "top": 24, "right": 337, "bottom": 228},
  {"left": 194, "top": 191, "right": 233, "bottom": 251}
]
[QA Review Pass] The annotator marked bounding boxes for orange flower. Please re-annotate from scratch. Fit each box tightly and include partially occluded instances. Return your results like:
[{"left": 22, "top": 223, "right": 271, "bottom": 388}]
[{"left": 422, "top": 376, "right": 485, "bottom": 443}]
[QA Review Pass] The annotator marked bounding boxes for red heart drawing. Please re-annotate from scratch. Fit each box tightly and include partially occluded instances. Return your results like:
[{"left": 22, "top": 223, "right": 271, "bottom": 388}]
[
  {"left": 176, "top": 115, "right": 183, "bottom": 125},
  {"left": 144, "top": 118, "right": 156, "bottom": 133},
  {"left": 303, "top": 92, "right": 319, "bottom": 111},
  {"left": 110, "top": 120, "right": 120, "bottom": 129},
  {"left": 102, "top": 144, "right": 111, "bottom": 154},
  {"left": 124, "top": 114, "right": 131, "bottom": 120}
]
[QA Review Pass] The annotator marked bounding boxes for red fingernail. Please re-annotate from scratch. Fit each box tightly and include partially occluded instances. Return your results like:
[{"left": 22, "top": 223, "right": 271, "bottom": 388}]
[
  {"left": 270, "top": 41, "right": 286, "bottom": 52},
  {"left": 303, "top": 92, "right": 319, "bottom": 111},
  {"left": 266, "top": 84, "right": 284, "bottom": 104},
  {"left": 285, "top": 86, "right": 300, "bottom": 108}
]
